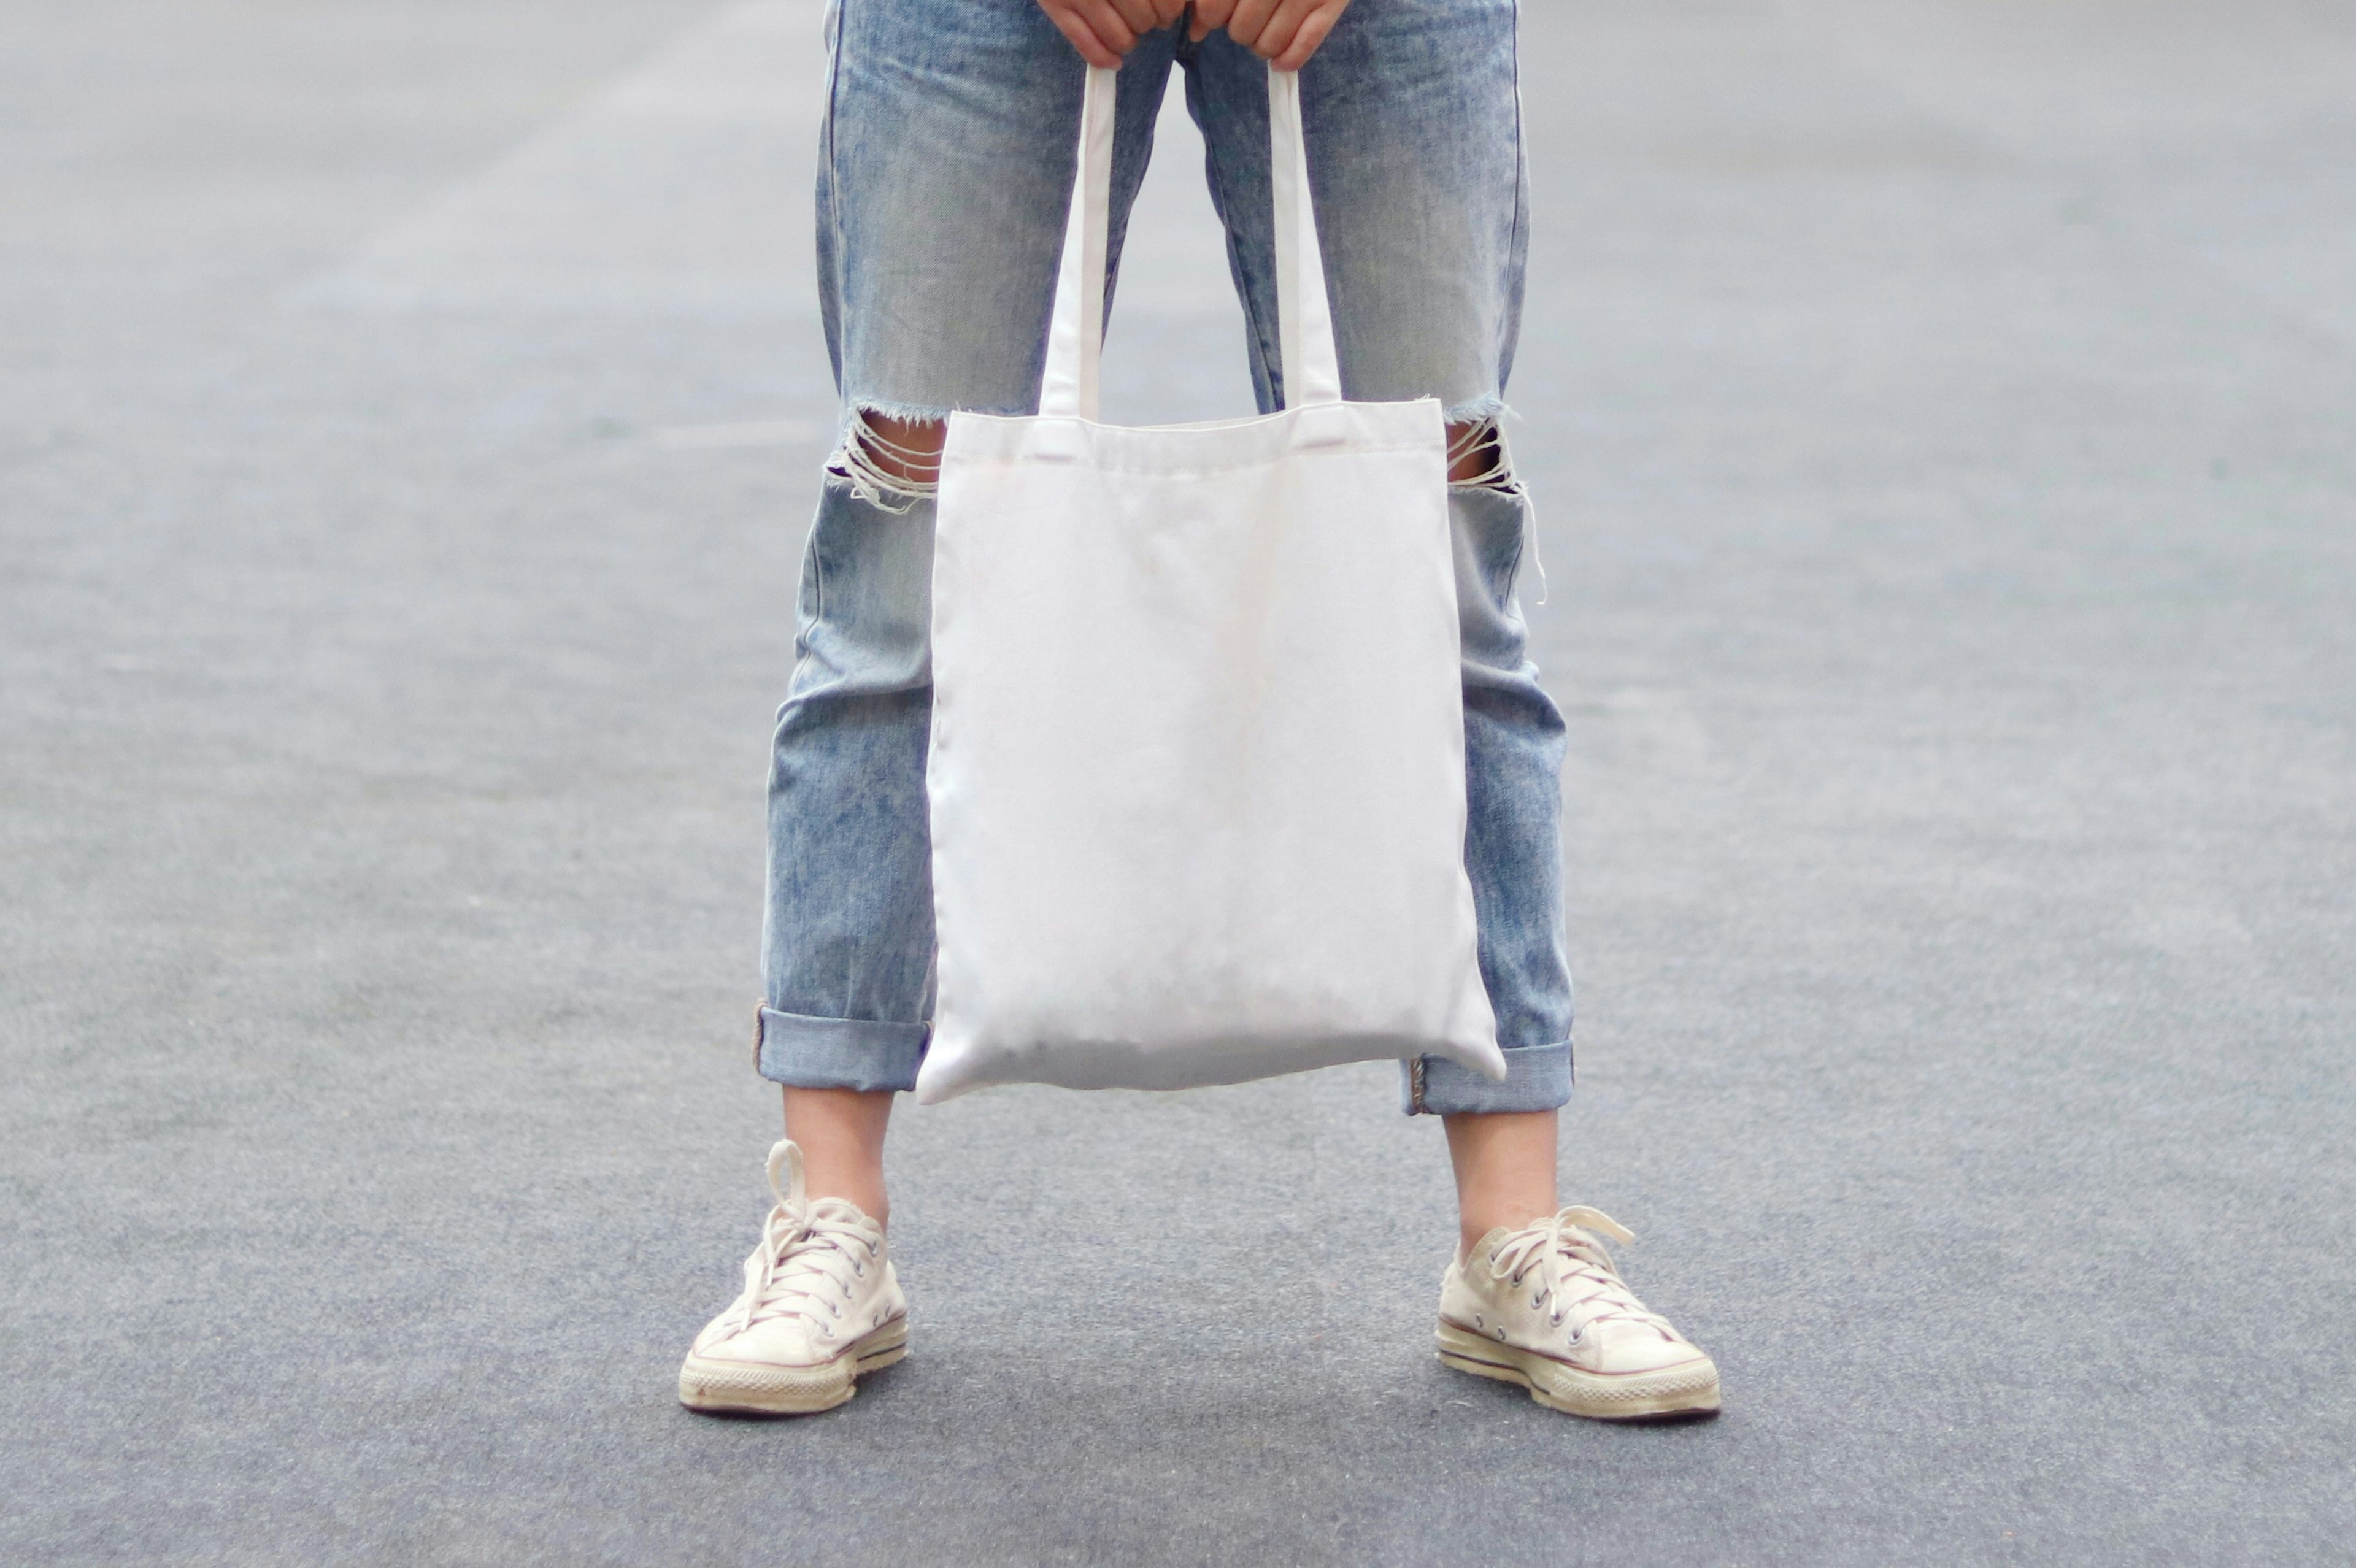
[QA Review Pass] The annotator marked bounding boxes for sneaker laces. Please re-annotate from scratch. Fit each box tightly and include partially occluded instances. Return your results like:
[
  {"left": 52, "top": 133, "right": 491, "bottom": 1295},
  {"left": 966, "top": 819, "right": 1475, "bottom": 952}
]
[
  {"left": 720, "top": 1140, "right": 878, "bottom": 1343},
  {"left": 1488, "top": 1207, "right": 1679, "bottom": 1340}
]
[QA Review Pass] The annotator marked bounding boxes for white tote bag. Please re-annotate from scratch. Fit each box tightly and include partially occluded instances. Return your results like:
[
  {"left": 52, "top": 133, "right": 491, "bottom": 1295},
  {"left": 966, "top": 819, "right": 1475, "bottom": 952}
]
[{"left": 912, "top": 64, "right": 1505, "bottom": 1104}]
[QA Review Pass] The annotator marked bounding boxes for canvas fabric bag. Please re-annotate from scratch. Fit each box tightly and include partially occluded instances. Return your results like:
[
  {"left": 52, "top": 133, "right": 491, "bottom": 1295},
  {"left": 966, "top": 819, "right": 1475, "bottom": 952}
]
[{"left": 912, "top": 63, "right": 1505, "bottom": 1104}]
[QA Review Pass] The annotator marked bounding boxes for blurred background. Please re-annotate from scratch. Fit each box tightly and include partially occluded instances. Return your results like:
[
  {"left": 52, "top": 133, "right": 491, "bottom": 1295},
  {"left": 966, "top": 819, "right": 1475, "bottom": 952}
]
[{"left": 3, "top": 1, "right": 2352, "bottom": 1561}]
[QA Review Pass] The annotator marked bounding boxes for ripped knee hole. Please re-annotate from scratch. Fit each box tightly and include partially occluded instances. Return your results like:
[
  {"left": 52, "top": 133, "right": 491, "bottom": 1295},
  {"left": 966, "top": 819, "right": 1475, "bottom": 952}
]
[
  {"left": 828, "top": 407, "right": 945, "bottom": 508},
  {"left": 1447, "top": 416, "right": 1517, "bottom": 490}
]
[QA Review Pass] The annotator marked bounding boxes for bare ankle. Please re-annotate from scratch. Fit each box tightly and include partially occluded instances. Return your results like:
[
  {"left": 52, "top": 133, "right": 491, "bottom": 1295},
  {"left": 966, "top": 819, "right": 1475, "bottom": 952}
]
[
  {"left": 1443, "top": 1109, "right": 1561, "bottom": 1263},
  {"left": 782, "top": 1085, "right": 895, "bottom": 1229},
  {"left": 802, "top": 1174, "right": 891, "bottom": 1231}
]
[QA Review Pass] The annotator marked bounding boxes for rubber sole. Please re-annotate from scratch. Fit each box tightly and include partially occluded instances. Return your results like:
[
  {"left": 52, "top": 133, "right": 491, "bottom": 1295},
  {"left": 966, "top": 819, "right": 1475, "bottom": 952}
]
[
  {"left": 1437, "top": 1320, "right": 1720, "bottom": 1421},
  {"left": 679, "top": 1318, "right": 908, "bottom": 1416}
]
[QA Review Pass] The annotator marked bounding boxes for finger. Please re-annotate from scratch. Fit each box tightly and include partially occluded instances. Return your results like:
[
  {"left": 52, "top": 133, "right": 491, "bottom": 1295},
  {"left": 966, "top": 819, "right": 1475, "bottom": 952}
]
[
  {"left": 1045, "top": 4, "right": 1128, "bottom": 67},
  {"left": 1151, "top": 0, "right": 1191, "bottom": 28},
  {"left": 1190, "top": 0, "right": 1236, "bottom": 41},
  {"left": 1223, "top": 0, "right": 1281, "bottom": 52},
  {"left": 1252, "top": 0, "right": 1311, "bottom": 61},
  {"left": 1257, "top": 0, "right": 1337, "bottom": 62},
  {"left": 1106, "top": 0, "right": 1161, "bottom": 37},
  {"left": 1271, "top": 0, "right": 1344, "bottom": 69},
  {"left": 1084, "top": 0, "right": 1149, "bottom": 50}
]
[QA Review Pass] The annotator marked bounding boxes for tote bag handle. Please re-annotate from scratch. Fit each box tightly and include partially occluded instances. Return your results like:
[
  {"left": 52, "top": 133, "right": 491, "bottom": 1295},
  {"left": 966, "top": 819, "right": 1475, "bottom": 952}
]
[{"left": 1039, "top": 64, "right": 1345, "bottom": 421}]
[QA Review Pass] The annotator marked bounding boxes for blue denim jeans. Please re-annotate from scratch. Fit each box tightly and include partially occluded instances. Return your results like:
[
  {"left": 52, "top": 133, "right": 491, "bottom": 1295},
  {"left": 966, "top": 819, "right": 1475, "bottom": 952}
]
[{"left": 758, "top": 0, "right": 1571, "bottom": 1115}]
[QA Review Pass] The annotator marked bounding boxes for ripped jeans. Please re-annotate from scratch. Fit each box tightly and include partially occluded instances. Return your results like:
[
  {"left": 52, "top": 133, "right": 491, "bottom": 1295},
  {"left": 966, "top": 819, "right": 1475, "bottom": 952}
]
[{"left": 759, "top": 0, "right": 1572, "bottom": 1115}]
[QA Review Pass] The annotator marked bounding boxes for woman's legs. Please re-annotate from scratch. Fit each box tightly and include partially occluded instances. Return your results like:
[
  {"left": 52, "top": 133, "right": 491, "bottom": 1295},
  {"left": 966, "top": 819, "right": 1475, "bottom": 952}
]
[
  {"left": 1182, "top": 15, "right": 1576, "bottom": 1229},
  {"left": 774, "top": 0, "right": 1568, "bottom": 1239},
  {"left": 757, "top": 2, "right": 1184, "bottom": 1216},
  {"left": 1443, "top": 407, "right": 1558, "bottom": 1258}
]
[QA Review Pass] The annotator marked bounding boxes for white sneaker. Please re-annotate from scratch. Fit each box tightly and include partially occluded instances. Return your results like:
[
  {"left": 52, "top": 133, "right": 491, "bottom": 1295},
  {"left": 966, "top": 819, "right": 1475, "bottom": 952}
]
[
  {"left": 1437, "top": 1207, "right": 1720, "bottom": 1420},
  {"left": 677, "top": 1140, "right": 907, "bottom": 1415}
]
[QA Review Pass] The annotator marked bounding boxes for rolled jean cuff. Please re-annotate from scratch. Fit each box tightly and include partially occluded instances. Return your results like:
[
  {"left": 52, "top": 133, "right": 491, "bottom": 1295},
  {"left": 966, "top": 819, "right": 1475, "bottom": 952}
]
[
  {"left": 754, "top": 1005, "right": 927, "bottom": 1093},
  {"left": 1401, "top": 1040, "right": 1573, "bottom": 1116}
]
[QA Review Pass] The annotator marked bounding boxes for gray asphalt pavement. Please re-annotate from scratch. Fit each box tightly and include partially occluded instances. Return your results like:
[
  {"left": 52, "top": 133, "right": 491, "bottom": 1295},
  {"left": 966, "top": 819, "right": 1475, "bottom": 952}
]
[{"left": 4, "top": 2, "right": 2352, "bottom": 1562}]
